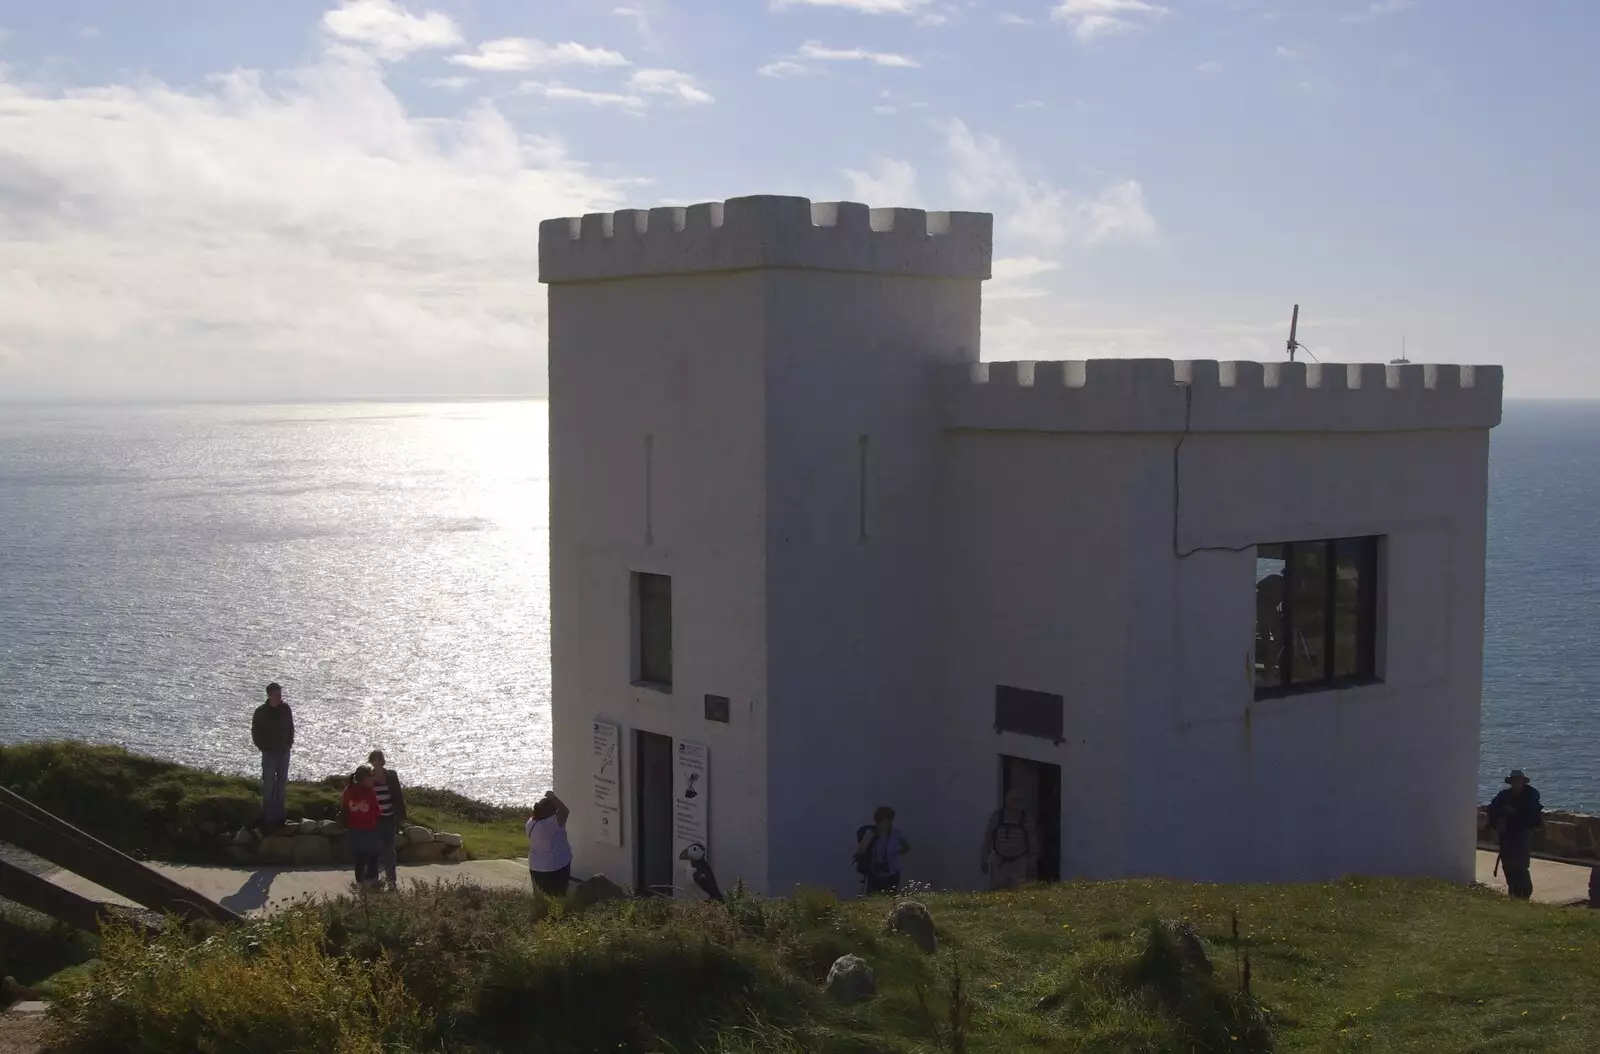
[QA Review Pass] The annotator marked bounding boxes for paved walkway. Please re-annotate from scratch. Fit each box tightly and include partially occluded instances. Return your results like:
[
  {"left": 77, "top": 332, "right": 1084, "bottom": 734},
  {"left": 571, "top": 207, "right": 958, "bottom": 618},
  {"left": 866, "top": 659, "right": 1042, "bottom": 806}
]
[
  {"left": 47, "top": 859, "right": 534, "bottom": 916},
  {"left": 1473, "top": 850, "right": 1594, "bottom": 905}
]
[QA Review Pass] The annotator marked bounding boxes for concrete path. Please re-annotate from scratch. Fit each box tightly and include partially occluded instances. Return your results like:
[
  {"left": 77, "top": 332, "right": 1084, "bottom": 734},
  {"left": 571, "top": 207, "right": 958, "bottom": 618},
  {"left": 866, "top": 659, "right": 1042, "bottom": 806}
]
[
  {"left": 47, "top": 858, "right": 533, "bottom": 916},
  {"left": 1474, "top": 849, "right": 1594, "bottom": 905}
]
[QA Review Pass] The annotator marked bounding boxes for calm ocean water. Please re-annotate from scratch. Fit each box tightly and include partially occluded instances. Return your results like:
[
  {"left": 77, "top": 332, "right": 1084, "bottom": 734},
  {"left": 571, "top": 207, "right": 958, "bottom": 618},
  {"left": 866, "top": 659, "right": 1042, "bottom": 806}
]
[{"left": 0, "top": 399, "right": 1596, "bottom": 811}]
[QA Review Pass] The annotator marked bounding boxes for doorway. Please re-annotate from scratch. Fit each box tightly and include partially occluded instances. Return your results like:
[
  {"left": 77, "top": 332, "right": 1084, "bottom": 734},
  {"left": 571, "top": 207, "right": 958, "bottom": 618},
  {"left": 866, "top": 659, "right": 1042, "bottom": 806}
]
[
  {"left": 1000, "top": 755, "right": 1061, "bottom": 882},
  {"left": 635, "top": 730, "right": 675, "bottom": 896}
]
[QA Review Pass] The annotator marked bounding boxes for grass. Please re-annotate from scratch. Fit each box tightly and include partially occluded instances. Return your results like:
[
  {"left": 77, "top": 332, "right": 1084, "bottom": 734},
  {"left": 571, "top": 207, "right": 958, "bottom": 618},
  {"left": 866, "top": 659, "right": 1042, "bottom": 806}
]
[
  {"left": 0, "top": 741, "right": 531, "bottom": 862},
  {"left": 33, "top": 874, "right": 1600, "bottom": 1053}
]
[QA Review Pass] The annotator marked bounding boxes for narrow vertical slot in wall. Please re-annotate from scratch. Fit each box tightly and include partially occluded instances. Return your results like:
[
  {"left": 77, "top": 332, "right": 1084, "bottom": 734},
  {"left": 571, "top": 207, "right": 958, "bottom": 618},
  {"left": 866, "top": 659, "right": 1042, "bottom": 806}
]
[
  {"left": 644, "top": 434, "right": 654, "bottom": 546},
  {"left": 857, "top": 434, "right": 869, "bottom": 544}
]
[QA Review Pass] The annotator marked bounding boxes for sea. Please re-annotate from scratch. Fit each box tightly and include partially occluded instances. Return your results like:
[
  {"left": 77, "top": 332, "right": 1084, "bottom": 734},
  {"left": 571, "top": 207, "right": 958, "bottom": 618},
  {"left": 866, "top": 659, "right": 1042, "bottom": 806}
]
[{"left": 0, "top": 399, "right": 1596, "bottom": 811}]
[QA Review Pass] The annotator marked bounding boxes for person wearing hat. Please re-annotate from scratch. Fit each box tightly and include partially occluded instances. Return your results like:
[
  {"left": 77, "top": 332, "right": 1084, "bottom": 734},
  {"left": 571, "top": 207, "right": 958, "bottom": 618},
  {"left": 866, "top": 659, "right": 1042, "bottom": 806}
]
[
  {"left": 251, "top": 682, "right": 295, "bottom": 829},
  {"left": 1486, "top": 769, "right": 1543, "bottom": 901}
]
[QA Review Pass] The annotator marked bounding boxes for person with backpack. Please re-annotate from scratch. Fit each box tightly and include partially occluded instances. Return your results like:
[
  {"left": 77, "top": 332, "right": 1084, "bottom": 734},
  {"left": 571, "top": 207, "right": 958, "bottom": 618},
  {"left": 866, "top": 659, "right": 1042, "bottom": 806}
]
[
  {"left": 854, "top": 806, "right": 910, "bottom": 895},
  {"left": 980, "top": 788, "right": 1037, "bottom": 890}
]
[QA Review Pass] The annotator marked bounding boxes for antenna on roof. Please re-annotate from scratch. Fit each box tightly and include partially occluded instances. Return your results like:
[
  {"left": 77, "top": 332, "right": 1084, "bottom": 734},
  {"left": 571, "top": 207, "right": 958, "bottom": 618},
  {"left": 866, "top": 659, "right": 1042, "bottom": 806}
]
[
  {"left": 1390, "top": 335, "right": 1410, "bottom": 366},
  {"left": 1285, "top": 304, "right": 1316, "bottom": 362}
]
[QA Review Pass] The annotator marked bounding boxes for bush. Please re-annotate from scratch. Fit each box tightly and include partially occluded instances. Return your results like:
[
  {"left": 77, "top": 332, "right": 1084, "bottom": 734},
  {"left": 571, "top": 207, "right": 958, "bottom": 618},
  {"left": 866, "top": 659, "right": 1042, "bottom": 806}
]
[{"left": 49, "top": 913, "right": 431, "bottom": 1054}]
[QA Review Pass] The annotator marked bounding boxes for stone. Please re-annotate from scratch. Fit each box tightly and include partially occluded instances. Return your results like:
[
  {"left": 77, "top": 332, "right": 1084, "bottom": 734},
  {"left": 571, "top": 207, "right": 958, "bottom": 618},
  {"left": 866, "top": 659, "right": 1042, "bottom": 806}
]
[
  {"left": 316, "top": 819, "right": 340, "bottom": 834},
  {"left": 258, "top": 836, "right": 296, "bottom": 864},
  {"left": 231, "top": 828, "right": 256, "bottom": 846},
  {"left": 434, "top": 832, "right": 463, "bottom": 847},
  {"left": 404, "top": 825, "right": 435, "bottom": 845},
  {"left": 293, "top": 835, "right": 334, "bottom": 866},
  {"left": 824, "top": 955, "right": 876, "bottom": 1003},
  {"left": 398, "top": 841, "right": 447, "bottom": 864},
  {"left": 1158, "top": 920, "right": 1213, "bottom": 975},
  {"left": 225, "top": 845, "right": 254, "bottom": 865},
  {"left": 198, "top": 820, "right": 220, "bottom": 837},
  {"left": 885, "top": 900, "right": 938, "bottom": 954},
  {"left": 571, "top": 874, "right": 626, "bottom": 909},
  {"left": 298, "top": 818, "right": 320, "bottom": 836}
]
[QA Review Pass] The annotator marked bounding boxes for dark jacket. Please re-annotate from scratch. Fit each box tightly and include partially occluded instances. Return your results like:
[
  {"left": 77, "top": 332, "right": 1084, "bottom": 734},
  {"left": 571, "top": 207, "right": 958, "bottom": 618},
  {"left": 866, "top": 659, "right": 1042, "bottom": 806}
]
[
  {"left": 376, "top": 768, "right": 407, "bottom": 825},
  {"left": 251, "top": 702, "right": 295, "bottom": 754},
  {"left": 1487, "top": 785, "right": 1543, "bottom": 857}
]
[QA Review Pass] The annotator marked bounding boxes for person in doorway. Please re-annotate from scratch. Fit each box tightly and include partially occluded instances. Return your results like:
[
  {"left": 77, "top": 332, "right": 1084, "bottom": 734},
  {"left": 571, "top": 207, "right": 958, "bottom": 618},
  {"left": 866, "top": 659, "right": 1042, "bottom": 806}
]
[
  {"left": 854, "top": 806, "right": 910, "bottom": 895},
  {"left": 980, "top": 788, "right": 1037, "bottom": 890},
  {"left": 368, "top": 750, "right": 407, "bottom": 889},
  {"left": 342, "top": 765, "right": 382, "bottom": 892},
  {"left": 527, "top": 791, "right": 572, "bottom": 897},
  {"left": 251, "top": 683, "right": 294, "bottom": 829},
  {"left": 1487, "top": 769, "right": 1543, "bottom": 901}
]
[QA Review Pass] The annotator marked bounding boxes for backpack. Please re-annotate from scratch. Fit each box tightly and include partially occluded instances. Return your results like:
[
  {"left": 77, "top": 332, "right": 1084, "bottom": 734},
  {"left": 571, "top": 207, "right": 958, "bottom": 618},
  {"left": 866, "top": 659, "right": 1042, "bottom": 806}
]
[
  {"left": 853, "top": 825, "right": 880, "bottom": 878},
  {"left": 990, "top": 810, "right": 1031, "bottom": 863}
]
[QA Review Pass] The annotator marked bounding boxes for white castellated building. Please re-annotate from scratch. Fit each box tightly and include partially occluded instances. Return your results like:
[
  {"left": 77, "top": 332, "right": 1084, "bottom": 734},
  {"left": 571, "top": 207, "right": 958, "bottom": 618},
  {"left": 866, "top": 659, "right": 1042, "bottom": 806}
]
[{"left": 540, "top": 195, "right": 1503, "bottom": 898}]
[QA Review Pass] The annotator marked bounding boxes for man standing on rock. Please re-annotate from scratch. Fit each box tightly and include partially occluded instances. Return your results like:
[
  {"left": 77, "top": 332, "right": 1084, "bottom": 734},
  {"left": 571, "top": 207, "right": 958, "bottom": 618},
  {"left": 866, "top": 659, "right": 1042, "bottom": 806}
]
[
  {"left": 1487, "top": 769, "right": 1543, "bottom": 901},
  {"left": 251, "top": 682, "right": 294, "bottom": 830}
]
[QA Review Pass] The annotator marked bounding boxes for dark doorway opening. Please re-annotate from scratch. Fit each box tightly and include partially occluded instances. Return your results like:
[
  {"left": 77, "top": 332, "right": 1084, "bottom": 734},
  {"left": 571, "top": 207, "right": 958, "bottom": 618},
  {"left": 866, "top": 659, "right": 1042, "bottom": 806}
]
[
  {"left": 1000, "top": 755, "right": 1062, "bottom": 882},
  {"left": 635, "top": 730, "right": 675, "bottom": 896}
]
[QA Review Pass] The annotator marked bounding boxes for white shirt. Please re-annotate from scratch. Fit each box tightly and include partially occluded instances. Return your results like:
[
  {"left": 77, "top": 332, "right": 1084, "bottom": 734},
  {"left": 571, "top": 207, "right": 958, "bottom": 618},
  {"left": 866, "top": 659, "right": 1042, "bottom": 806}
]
[{"left": 526, "top": 815, "right": 572, "bottom": 873}]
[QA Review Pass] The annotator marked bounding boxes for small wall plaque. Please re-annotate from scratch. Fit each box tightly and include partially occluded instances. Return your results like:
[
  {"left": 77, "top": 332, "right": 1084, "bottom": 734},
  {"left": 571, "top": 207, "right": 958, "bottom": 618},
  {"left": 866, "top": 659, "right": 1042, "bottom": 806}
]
[{"left": 703, "top": 694, "right": 731, "bottom": 723}]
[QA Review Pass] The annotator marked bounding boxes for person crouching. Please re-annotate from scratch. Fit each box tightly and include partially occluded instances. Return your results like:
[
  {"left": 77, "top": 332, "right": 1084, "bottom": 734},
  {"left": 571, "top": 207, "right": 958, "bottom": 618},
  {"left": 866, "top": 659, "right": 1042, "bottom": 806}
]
[{"left": 342, "top": 765, "right": 383, "bottom": 892}]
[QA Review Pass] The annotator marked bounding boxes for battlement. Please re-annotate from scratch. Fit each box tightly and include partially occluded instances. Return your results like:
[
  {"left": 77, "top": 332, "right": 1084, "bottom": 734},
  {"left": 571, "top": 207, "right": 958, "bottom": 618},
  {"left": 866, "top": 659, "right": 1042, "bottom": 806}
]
[
  {"left": 539, "top": 195, "right": 993, "bottom": 284},
  {"left": 938, "top": 359, "right": 1504, "bottom": 433}
]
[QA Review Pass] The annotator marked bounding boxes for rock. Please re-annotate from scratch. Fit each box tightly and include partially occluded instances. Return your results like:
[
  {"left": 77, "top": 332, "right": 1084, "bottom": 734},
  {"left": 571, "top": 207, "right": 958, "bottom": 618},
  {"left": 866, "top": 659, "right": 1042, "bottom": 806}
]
[
  {"left": 824, "top": 955, "right": 876, "bottom": 1003},
  {"left": 298, "top": 818, "right": 320, "bottom": 836},
  {"left": 886, "top": 900, "right": 938, "bottom": 954},
  {"left": 316, "top": 819, "right": 340, "bottom": 834},
  {"left": 2, "top": 976, "right": 41, "bottom": 1003},
  {"left": 293, "top": 836, "right": 334, "bottom": 866},
  {"left": 231, "top": 828, "right": 256, "bottom": 847},
  {"left": 404, "top": 825, "right": 435, "bottom": 845},
  {"left": 198, "top": 820, "right": 220, "bottom": 837},
  {"left": 571, "top": 874, "right": 626, "bottom": 909},
  {"left": 258, "top": 836, "right": 297, "bottom": 864},
  {"left": 1158, "top": 920, "right": 1213, "bottom": 975},
  {"left": 434, "top": 832, "right": 463, "bottom": 847},
  {"left": 398, "top": 841, "right": 448, "bottom": 864},
  {"left": 225, "top": 845, "right": 255, "bottom": 865}
]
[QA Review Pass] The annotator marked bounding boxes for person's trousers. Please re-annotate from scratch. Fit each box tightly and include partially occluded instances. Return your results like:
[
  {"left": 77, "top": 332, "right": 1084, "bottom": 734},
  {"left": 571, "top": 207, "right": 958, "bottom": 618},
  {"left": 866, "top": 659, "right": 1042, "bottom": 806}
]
[
  {"left": 377, "top": 815, "right": 400, "bottom": 885},
  {"left": 1501, "top": 854, "right": 1534, "bottom": 900},
  {"left": 348, "top": 827, "right": 380, "bottom": 886},
  {"left": 864, "top": 871, "right": 901, "bottom": 896},
  {"left": 531, "top": 865, "right": 571, "bottom": 897},
  {"left": 260, "top": 751, "right": 291, "bottom": 825},
  {"left": 988, "top": 854, "right": 1031, "bottom": 890}
]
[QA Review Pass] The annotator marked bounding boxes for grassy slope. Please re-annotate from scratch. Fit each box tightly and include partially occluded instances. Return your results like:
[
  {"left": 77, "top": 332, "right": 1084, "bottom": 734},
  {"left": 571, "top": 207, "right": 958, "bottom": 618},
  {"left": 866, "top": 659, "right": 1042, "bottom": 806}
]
[
  {"left": 39, "top": 874, "right": 1600, "bottom": 1053},
  {"left": 0, "top": 741, "right": 530, "bottom": 862}
]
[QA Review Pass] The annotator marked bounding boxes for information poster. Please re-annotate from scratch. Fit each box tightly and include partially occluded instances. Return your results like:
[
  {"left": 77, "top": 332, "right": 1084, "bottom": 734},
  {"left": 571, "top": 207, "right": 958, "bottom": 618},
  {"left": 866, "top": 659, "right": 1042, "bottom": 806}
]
[
  {"left": 672, "top": 739, "right": 709, "bottom": 860},
  {"left": 591, "top": 720, "right": 622, "bottom": 847}
]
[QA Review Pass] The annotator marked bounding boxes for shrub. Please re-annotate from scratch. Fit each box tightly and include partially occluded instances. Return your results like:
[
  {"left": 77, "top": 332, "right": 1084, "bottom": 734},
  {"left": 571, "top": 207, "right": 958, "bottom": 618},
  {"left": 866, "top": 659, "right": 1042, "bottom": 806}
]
[{"left": 48, "top": 913, "right": 431, "bottom": 1054}]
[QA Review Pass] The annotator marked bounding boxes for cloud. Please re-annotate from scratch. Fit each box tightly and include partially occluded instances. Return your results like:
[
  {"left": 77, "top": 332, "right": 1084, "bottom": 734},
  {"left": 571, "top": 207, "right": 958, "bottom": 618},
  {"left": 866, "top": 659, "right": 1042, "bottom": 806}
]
[
  {"left": 1050, "top": 0, "right": 1168, "bottom": 41},
  {"left": 770, "top": 0, "right": 933, "bottom": 14},
  {"left": 1343, "top": 0, "right": 1415, "bottom": 22},
  {"left": 524, "top": 82, "right": 646, "bottom": 109},
  {"left": 1196, "top": 60, "right": 1223, "bottom": 73},
  {"left": 843, "top": 158, "right": 921, "bottom": 205},
  {"left": 320, "top": 0, "right": 461, "bottom": 61},
  {"left": 988, "top": 256, "right": 1061, "bottom": 300},
  {"left": 426, "top": 76, "right": 473, "bottom": 90},
  {"left": 999, "top": 13, "right": 1035, "bottom": 25},
  {"left": 758, "top": 60, "right": 812, "bottom": 78},
  {"left": 798, "top": 40, "right": 920, "bottom": 67},
  {"left": 942, "top": 118, "right": 1156, "bottom": 248},
  {"left": 1017, "top": 99, "right": 1045, "bottom": 109},
  {"left": 448, "top": 37, "right": 630, "bottom": 72},
  {"left": 0, "top": 48, "right": 626, "bottom": 399},
  {"left": 628, "top": 68, "right": 714, "bottom": 104}
]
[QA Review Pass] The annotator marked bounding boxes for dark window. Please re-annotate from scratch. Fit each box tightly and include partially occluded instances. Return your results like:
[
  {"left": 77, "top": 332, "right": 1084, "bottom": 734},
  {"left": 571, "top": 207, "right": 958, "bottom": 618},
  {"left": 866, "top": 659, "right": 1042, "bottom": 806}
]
[
  {"left": 635, "top": 573, "right": 672, "bottom": 688},
  {"left": 1254, "top": 537, "right": 1378, "bottom": 698},
  {"left": 703, "top": 694, "right": 730, "bottom": 723},
  {"left": 994, "top": 685, "right": 1064, "bottom": 743}
]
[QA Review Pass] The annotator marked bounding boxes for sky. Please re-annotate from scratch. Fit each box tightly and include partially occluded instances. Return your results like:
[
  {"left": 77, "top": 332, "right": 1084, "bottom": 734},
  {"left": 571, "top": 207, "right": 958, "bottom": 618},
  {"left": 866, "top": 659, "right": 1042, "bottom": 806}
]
[{"left": 0, "top": 0, "right": 1594, "bottom": 399}]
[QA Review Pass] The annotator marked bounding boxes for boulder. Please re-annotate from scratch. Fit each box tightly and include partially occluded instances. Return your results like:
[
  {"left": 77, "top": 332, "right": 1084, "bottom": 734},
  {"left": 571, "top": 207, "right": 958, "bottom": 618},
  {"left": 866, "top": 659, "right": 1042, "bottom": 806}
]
[
  {"left": 316, "top": 819, "right": 340, "bottom": 834},
  {"left": 225, "top": 845, "right": 255, "bottom": 865},
  {"left": 258, "top": 836, "right": 297, "bottom": 865},
  {"left": 1158, "top": 919, "right": 1213, "bottom": 975},
  {"left": 886, "top": 900, "right": 938, "bottom": 954},
  {"left": 231, "top": 828, "right": 256, "bottom": 847},
  {"left": 571, "top": 874, "right": 626, "bottom": 909},
  {"left": 824, "top": 955, "right": 876, "bottom": 1003},
  {"left": 298, "top": 818, "right": 320, "bottom": 836},
  {"left": 399, "top": 841, "right": 448, "bottom": 864},
  {"left": 404, "top": 826, "right": 435, "bottom": 845},
  {"left": 293, "top": 836, "right": 334, "bottom": 866},
  {"left": 198, "top": 820, "right": 220, "bottom": 837},
  {"left": 434, "top": 832, "right": 463, "bottom": 848}
]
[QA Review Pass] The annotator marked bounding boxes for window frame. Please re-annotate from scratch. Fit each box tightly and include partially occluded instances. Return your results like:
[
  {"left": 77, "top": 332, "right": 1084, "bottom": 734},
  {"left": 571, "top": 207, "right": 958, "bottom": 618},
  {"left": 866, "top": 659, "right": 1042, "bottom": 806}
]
[
  {"left": 1254, "top": 536, "right": 1380, "bottom": 700},
  {"left": 633, "top": 571, "right": 673, "bottom": 691}
]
